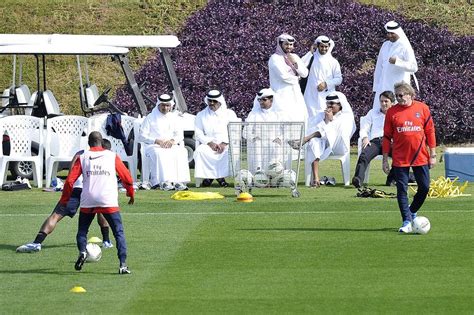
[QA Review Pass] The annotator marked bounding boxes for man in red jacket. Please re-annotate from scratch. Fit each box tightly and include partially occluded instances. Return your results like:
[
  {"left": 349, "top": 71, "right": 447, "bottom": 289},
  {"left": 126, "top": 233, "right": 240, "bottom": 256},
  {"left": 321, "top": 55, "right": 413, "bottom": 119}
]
[
  {"left": 60, "top": 131, "right": 135, "bottom": 274},
  {"left": 382, "top": 82, "right": 436, "bottom": 233}
]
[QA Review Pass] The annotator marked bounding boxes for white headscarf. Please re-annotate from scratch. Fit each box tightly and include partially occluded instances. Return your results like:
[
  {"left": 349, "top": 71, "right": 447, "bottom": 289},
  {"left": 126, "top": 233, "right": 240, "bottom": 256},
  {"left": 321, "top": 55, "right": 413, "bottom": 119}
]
[
  {"left": 325, "top": 91, "right": 353, "bottom": 116},
  {"left": 251, "top": 88, "right": 275, "bottom": 112},
  {"left": 314, "top": 35, "right": 335, "bottom": 55},
  {"left": 384, "top": 21, "right": 414, "bottom": 50},
  {"left": 155, "top": 93, "right": 175, "bottom": 109},
  {"left": 204, "top": 89, "right": 227, "bottom": 109},
  {"left": 275, "top": 33, "right": 298, "bottom": 75}
]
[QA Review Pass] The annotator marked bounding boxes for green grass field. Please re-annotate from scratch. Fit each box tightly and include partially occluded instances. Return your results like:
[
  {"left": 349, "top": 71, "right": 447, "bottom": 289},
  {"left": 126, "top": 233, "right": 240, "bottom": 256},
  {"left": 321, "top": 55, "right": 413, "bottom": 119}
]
[{"left": 1, "top": 151, "right": 472, "bottom": 313}]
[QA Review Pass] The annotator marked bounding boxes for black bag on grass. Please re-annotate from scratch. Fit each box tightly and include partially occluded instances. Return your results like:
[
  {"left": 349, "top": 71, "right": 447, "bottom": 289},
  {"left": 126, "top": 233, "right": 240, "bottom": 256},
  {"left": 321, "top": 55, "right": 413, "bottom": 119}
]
[{"left": 2, "top": 182, "right": 30, "bottom": 191}]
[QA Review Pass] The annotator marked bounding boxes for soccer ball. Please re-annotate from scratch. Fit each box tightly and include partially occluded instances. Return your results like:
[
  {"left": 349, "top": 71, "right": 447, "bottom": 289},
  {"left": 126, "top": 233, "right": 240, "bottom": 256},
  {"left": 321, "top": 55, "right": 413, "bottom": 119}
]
[
  {"left": 86, "top": 243, "right": 102, "bottom": 262},
  {"left": 412, "top": 216, "right": 431, "bottom": 234},
  {"left": 235, "top": 169, "right": 253, "bottom": 188},
  {"left": 266, "top": 160, "right": 284, "bottom": 179},
  {"left": 274, "top": 169, "right": 297, "bottom": 187},
  {"left": 254, "top": 171, "right": 269, "bottom": 188}
]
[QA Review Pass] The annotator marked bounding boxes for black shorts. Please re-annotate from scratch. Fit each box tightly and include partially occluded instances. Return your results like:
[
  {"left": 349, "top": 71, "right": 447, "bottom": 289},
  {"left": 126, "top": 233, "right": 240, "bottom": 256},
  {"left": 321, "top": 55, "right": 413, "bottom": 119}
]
[{"left": 53, "top": 188, "right": 82, "bottom": 218}]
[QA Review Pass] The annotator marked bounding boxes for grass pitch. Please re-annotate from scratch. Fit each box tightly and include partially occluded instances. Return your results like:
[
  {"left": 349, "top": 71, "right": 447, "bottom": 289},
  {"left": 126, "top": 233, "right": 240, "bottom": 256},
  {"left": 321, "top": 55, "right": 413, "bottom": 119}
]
[{"left": 0, "top": 153, "right": 473, "bottom": 314}]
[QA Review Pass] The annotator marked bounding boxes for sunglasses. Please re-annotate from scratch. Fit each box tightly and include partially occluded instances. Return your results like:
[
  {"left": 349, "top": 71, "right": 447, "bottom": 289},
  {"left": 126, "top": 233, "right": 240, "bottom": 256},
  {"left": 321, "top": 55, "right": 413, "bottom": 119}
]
[
  {"left": 395, "top": 93, "right": 406, "bottom": 98},
  {"left": 259, "top": 97, "right": 272, "bottom": 101}
]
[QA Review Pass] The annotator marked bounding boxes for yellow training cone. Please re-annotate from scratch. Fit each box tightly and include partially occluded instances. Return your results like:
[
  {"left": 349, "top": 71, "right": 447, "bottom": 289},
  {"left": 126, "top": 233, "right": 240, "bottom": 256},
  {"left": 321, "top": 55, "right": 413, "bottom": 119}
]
[
  {"left": 237, "top": 192, "right": 254, "bottom": 203},
  {"left": 70, "top": 286, "right": 86, "bottom": 293},
  {"left": 88, "top": 236, "right": 102, "bottom": 243}
]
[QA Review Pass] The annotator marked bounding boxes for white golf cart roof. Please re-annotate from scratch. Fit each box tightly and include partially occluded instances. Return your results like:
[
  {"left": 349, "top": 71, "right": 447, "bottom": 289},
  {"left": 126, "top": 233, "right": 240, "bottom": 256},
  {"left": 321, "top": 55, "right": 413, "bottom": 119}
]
[
  {"left": 0, "top": 34, "right": 180, "bottom": 48},
  {"left": 0, "top": 44, "right": 129, "bottom": 55}
]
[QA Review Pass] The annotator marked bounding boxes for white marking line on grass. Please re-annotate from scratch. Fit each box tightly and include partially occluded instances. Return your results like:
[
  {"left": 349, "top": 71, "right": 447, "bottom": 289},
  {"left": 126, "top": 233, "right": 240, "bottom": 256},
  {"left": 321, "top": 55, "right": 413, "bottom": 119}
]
[{"left": 1, "top": 209, "right": 472, "bottom": 217}]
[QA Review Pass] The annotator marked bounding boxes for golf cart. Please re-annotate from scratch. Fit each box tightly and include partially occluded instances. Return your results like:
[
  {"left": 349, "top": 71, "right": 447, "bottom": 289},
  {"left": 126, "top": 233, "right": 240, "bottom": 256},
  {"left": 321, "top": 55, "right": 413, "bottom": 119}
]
[{"left": 0, "top": 34, "right": 196, "bottom": 180}]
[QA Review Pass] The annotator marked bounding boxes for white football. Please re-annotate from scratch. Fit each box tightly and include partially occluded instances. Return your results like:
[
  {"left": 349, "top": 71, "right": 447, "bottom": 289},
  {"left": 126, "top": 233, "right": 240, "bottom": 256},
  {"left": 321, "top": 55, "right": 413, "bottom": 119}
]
[
  {"left": 275, "top": 169, "right": 297, "bottom": 187},
  {"left": 266, "top": 160, "right": 284, "bottom": 179},
  {"left": 86, "top": 243, "right": 102, "bottom": 262},
  {"left": 254, "top": 171, "right": 269, "bottom": 188},
  {"left": 412, "top": 216, "right": 431, "bottom": 234},
  {"left": 235, "top": 169, "right": 253, "bottom": 188}
]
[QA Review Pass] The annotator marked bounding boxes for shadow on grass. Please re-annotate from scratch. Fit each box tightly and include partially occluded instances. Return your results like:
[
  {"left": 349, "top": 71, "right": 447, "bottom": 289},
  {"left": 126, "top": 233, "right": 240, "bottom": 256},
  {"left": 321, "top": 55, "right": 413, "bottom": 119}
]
[
  {"left": 239, "top": 227, "right": 396, "bottom": 232},
  {"left": 0, "top": 268, "right": 114, "bottom": 275},
  {"left": 0, "top": 243, "right": 76, "bottom": 251},
  {"left": 0, "top": 268, "right": 77, "bottom": 275}
]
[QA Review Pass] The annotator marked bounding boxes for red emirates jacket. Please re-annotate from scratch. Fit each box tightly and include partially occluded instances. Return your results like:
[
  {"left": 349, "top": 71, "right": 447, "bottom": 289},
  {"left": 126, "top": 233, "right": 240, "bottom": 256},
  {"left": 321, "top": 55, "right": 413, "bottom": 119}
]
[{"left": 382, "top": 100, "right": 436, "bottom": 167}]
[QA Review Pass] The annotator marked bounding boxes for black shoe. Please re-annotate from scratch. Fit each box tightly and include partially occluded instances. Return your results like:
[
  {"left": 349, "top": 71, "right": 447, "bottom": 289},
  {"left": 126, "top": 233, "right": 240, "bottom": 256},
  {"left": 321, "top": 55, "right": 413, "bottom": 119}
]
[
  {"left": 74, "top": 251, "right": 87, "bottom": 271},
  {"left": 326, "top": 177, "right": 336, "bottom": 186},
  {"left": 385, "top": 176, "right": 395, "bottom": 186},
  {"left": 352, "top": 176, "right": 361, "bottom": 188},
  {"left": 319, "top": 176, "right": 328, "bottom": 185},
  {"left": 201, "top": 179, "right": 213, "bottom": 187},
  {"left": 216, "top": 178, "right": 229, "bottom": 187},
  {"left": 119, "top": 266, "right": 131, "bottom": 274}
]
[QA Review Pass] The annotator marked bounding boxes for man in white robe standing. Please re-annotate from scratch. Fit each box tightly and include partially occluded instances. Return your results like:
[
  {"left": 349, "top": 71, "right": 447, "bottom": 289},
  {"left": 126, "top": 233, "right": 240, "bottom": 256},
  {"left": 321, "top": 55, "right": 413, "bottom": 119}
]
[
  {"left": 268, "top": 34, "right": 308, "bottom": 125},
  {"left": 372, "top": 21, "right": 418, "bottom": 110},
  {"left": 194, "top": 90, "right": 239, "bottom": 187},
  {"left": 244, "top": 88, "right": 283, "bottom": 174},
  {"left": 292, "top": 92, "right": 355, "bottom": 187},
  {"left": 302, "top": 35, "right": 343, "bottom": 119},
  {"left": 139, "top": 94, "right": 190, "bottom": 191}
]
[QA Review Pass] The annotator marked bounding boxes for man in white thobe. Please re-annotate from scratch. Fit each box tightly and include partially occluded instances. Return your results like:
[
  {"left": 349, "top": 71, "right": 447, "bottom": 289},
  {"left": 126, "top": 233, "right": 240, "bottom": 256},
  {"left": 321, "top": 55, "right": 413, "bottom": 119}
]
[
  {"left": 372, "top": 21, "right": 418, "bottom": 110},
  {"left": 194, "top": 90, "right": 239, "bottom": 187},
  {"left": 302, "top": 35, "right": 343, "bottom": 119},
  {"left": 139, "top": 94, "right": 190, "bottom": 191},
  {"left": 244, "top": 88, "right": 283, "bottom": 174},
  {"left": 296, "top": 92, "right": 355, "bottom": 186},
  {"left": 268, "top": 33, "right": 308, "bottom": 125}
]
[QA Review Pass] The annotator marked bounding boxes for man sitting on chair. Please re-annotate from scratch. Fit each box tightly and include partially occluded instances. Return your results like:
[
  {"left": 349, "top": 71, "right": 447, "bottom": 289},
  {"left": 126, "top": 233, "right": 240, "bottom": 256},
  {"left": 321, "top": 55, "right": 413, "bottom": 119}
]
[
  {"left": 194, "top": 90, "right": 239, "bottom": 187},
  {"left": 352, "top": 91, "right": 395, "bottom": 188},
  {"left": 290, "top": 92, "right": 355, "bottom": 187},
  {"left": 244, "top": 88, "right": 283, "bottom": 174},
  {"left": 139, "top": 94, "right": 190, "bottom": 191}
]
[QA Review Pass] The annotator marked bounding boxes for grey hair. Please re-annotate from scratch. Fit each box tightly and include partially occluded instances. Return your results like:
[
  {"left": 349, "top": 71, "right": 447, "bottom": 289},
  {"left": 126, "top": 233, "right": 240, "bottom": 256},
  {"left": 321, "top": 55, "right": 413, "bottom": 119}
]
[{"left": 394, "top": 81, "right": 415, "bottom": 97}]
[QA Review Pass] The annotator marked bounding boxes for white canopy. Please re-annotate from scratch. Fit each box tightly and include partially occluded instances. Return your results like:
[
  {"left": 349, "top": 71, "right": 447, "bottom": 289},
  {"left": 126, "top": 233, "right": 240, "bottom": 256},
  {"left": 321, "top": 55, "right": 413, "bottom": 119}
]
[
  {"left": 0, "top": 44, "right": 129, "bottom": 55},
  {"left": 0, "top": 34, "right": 180, "bottom": 48}
]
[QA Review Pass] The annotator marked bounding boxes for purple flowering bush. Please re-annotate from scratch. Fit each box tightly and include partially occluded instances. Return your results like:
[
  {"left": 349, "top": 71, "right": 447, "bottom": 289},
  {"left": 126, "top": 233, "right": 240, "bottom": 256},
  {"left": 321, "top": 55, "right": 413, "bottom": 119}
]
[{"left": 115, "top": 0, "right": 473, "bottom": 143}]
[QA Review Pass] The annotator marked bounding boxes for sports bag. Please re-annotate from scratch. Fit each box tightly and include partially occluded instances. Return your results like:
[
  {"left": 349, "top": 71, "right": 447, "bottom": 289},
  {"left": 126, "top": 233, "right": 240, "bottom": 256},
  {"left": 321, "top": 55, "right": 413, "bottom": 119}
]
[{"left": 2, "top": 182, "right": 30, "bottom": 191}]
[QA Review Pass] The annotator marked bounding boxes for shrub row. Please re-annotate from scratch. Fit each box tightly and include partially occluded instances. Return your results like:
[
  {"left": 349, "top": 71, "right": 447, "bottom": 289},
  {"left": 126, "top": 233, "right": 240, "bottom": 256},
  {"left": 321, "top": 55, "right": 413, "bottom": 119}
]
[{"left": 115, "top": 0, "right": 473, "bottom": 143}]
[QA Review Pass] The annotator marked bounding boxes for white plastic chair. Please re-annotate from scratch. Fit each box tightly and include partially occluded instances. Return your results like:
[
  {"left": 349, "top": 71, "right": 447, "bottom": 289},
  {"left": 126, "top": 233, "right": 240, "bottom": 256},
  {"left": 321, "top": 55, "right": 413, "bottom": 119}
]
[
  {"left": 357, "top": 115, "right": 383, "bottom": 184},
  {"left": 194, "top": 137, "right": 203, "bottom": 188},
  {"left": 0, "top": 116, "right": 44, "bottom": 188},
  {"left": 304, "top": 149, "right": 351, "bottom": 186},
  {"left": 45, "top": 115, "right": 89, "bottom": 187},
  {"left": 133, "top": 117, "right": 149, "bottom": 182},
  {"left": 88, "top": 114, "right": 138, "bottom": 181}
]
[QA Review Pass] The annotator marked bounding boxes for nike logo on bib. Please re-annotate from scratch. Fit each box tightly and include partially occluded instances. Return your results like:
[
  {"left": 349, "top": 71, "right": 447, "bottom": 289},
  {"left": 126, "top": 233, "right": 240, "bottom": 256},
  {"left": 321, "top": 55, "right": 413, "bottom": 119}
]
[{"left": 89, "top": 155, "right": 104, "bottom": 160}]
